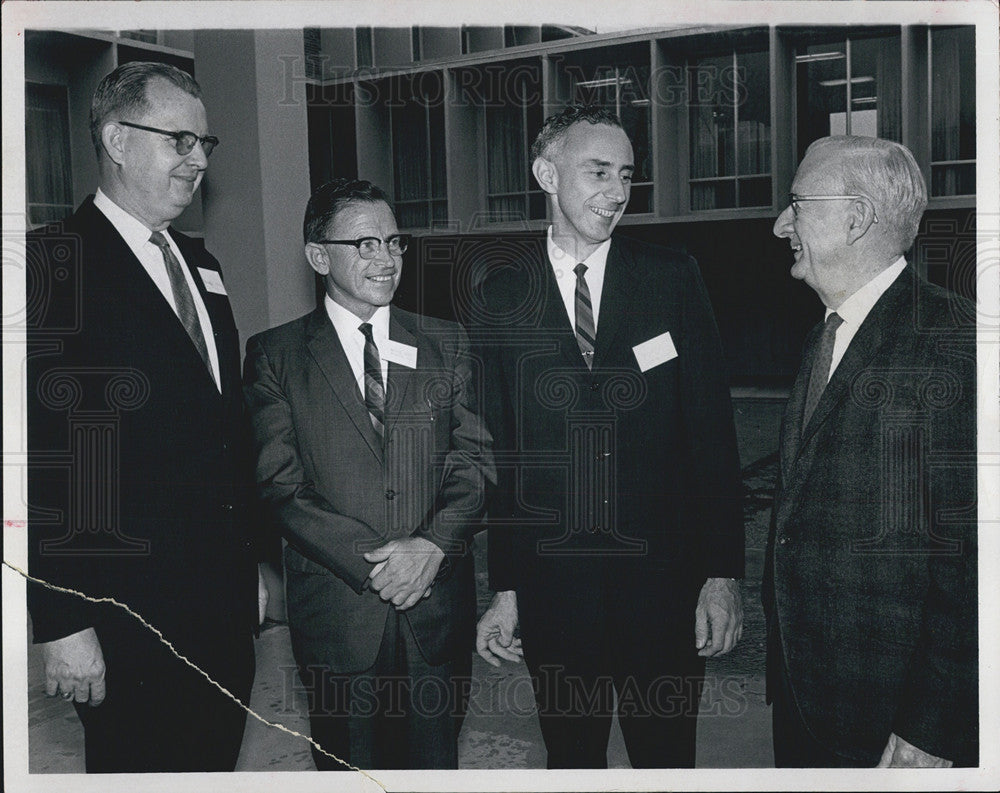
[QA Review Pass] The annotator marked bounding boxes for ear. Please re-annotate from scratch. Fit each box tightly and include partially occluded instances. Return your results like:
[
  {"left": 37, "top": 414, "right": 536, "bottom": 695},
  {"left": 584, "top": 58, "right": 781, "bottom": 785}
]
[
  {"left": 532, "top": 156, "right": 558, "bottom": 195},
  {"left": 101, "top": 122, "right": 127, "bottom": 165},
  {"left": 846, "top": 198, "right": 878, "bottom": 245},
  {"left": 304, "top": 243, "right": 330, "bottom": 277}
]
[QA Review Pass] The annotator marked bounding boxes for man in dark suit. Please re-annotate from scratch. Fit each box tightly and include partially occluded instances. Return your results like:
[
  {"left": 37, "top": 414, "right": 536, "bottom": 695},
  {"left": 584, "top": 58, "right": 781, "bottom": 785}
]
[
  {"left": 764, "top": 136, "right": 978, "bottom": 767},
  {"left": 244, "top": 179, "right": 494, "bottom": 770},
  {"left": 27, "top": 61, "right": 262, "bottom": 772},
  {"left": 472, "top": 106, "right": 744, "bottom": 768}
]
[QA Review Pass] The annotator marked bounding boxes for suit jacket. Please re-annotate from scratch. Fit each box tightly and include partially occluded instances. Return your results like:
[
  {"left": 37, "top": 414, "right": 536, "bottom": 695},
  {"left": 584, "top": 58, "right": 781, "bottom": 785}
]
[
  {"left": 763, "top": 266, "right": 978, "bottom": 765},
  {"left": 470, "top": 234, "right": 743, "bottom": 655},
  {"left": 243, "top": 305, "right": 494, "bottom": 674},
  {"left": 26, "top": 197, "right": 259, "bottom": 675}
]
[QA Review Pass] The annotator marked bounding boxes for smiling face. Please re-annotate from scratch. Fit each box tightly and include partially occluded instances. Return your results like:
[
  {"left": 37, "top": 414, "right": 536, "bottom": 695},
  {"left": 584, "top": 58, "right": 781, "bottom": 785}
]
[
  {"left": 307, "top": 200, "right": 402, "bottom": 321},
  {"left": 102, "top": 78, "right": 209, "bottom": 231},
  {"left": 537, "top": 122, "right": 634, "bottom": 260},
  {"left": 773, "top": 148, "right": 862, "bottom": 308}
]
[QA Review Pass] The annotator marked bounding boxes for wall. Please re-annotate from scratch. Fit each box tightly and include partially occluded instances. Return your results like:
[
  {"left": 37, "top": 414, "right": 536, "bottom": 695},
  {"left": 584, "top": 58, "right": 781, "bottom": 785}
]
[{"left": 194, "top": 29, "right": 315, "bottom": 349}]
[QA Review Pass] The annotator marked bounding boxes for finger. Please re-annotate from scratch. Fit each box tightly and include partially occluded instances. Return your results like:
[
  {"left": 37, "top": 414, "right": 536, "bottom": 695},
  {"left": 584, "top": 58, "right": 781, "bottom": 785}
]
[
  {"left": 369, "top": 566, "right": 398, "bottom": 593},
  {"left": 74, "top": 684, "right": 91, "bottom": 704},
  {"left": 694, "top": 606, "right": 709, "bottom": 649},
  {"left": 476, "top": 627, "right": 503, "bottom": 667},
  {"left": 364, "top": 543, "right": 395, "bottom": 564},
  {"left": 395, "top": 591, "right": 422, "bottom": 611},
  {"left": 509, "top": 637, "right": 524, "bottom": 657},
  {"left": 367, "top": 560, "right": 389, "bottom": 579},
  {"left": 45, "top": 676, "right": 60, "bottom": 698},
  {"left": 89, "top": 677, "right": 107, "bottom": 706},
  {"left": 488, "top": 637, "right": 523, "bottom": 663}
]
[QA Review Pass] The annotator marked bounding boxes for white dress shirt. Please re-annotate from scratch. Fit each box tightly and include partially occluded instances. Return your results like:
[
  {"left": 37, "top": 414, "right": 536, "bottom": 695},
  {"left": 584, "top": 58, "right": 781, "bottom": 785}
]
[
  {"left": 93, "top": 188, "right": 221, "bottom": 392},
  {"left": 547, "top": 226, "right": 612, "bottom": 331},
  {"left": 324, "top": 296, "right": 391, "bottom": 395},
  {"left": 826, "top": 256, "right": 908, "bottom": 382}
]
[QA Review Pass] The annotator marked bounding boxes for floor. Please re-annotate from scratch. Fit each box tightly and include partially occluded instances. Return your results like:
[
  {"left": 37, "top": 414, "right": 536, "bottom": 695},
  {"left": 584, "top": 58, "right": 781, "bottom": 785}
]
[{"left": 26, "top": 397, "right": 786, "bottom": 773}]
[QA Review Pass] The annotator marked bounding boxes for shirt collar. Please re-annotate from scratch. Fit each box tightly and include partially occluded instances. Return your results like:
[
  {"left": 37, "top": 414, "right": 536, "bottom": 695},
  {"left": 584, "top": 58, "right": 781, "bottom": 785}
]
[
  {"left": 546, "top": 226, "right": 612, "bottom": 277},
  {"left": 324, "top": 295, "right": 390, "bottom": 340},
  {"left": 94, "top": 187, "right": 171, "bottom": 250},
  {"left": 828, "top": 257, "right": 908, "bottom": 327}
]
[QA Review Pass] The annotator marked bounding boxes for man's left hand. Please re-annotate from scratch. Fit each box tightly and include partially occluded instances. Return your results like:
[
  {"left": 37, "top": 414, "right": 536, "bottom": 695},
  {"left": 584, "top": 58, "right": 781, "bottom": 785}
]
[
  {"left": 695, "top": 577, "right": 742, "bottom": 657},
  {"left": 364, "top": 538, "right": 445, "bottom": 611},
  {"left": 877, "top": 733, "right": 952, "bottom": 767}
]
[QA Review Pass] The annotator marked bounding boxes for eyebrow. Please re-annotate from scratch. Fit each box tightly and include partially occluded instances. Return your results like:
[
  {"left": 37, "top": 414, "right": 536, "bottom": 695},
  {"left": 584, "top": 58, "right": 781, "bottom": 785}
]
[{"left": 582, "top": 158, "right": 634, "bottom": 171}]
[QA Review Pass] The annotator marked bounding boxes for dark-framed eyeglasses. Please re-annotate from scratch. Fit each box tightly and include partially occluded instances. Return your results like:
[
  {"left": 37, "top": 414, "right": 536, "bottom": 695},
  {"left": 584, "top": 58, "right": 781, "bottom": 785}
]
[
  {"left": 118, "top": 121, "right": 219, "bottom": 156},
  {"left": 317, "top": 234, "right": 411, "bottom": 259},
  {"left": 788, "top": 193, "right": 879, "bottom": 224}
]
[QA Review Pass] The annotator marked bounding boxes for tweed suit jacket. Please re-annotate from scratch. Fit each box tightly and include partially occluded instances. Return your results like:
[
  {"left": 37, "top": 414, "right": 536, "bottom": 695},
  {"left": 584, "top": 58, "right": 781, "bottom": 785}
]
[{"left": 763, "top": 266, "right": 978, "bottom": 765}]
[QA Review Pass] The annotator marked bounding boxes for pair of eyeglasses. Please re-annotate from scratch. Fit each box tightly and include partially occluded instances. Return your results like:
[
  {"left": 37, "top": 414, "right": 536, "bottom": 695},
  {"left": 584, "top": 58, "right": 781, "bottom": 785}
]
[
  {"left": 118, "top": 121, "right": 219, "bottom": 156},
  {"left": 788, "top": 193, "right": 879, "bottom": 224},
  {"left": 318, "top": 235, "right": 411, "bottom": 259}
]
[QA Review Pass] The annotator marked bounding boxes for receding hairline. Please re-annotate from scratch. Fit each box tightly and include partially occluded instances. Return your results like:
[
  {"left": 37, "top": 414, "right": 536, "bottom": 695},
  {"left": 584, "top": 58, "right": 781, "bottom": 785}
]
[{"left": 537, "top": 121, "right": 633, "bottom": 163}]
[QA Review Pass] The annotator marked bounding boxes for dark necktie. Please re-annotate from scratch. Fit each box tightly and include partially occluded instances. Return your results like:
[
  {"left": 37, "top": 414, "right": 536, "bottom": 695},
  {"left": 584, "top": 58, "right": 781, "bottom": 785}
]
[
  {"left": 802, "top": 312, "right": 844, "bottom": 432},
  {"left": 574, "top": 263, "right": 596, "bottom": 369},
  {"left": 359, "top": 322, "right": 385, "bottom": 438},
  {"left": 149, "top": 231, "right": 212, "bottom": 378}
]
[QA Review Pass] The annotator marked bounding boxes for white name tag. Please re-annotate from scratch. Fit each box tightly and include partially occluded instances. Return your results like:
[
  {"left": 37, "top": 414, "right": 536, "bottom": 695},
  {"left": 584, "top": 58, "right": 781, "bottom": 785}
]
[
  {"left": 632, "top": 331, "right": 678, "bottom": 373},
  {"left": 383, "top": 339, "right": 418, "bottom": 368},
  {"left": 197, "top": 267, "right": 227, "bottom": 295}
]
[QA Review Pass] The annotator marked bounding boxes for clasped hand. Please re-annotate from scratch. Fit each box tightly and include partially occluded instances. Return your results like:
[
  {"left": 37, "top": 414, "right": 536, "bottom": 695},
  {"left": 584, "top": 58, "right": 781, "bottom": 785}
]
[{"left": 364, "top": 537, "right": 444, "bottom": 610}]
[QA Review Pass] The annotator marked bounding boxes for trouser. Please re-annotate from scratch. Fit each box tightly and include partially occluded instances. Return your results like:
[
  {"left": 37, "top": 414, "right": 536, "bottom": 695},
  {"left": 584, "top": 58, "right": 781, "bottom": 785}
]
[
  {"left": 520, "top": 585, "right": 705, "bottom": 769},
  {"left": 303, "top": 610, "right": 471, "bottom": 770},
  {"left": 74, "top": 625, "right": 254, "bottom": 773}
]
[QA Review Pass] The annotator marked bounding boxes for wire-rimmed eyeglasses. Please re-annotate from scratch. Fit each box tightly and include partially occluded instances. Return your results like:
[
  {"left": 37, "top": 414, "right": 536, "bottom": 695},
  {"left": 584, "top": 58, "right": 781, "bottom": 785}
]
[{"left": 788, "top": 193, "right": 879, "bottom": 224}]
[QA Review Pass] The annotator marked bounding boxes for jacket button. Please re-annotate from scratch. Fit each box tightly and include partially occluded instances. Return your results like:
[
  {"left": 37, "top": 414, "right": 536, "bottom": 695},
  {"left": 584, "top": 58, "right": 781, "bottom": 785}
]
[
  {"left": 588, "top": 525, "right": 600, "bottom": 534},
  {"left": 778, "top": 536, "right": 788, "bottom": 545},
  {"left": 590, "top": 382, "right": 600, "bottom": 391},
  {"left": 221, "top": 503, "right": 233, "bottom": 511},
  {"left": 385, "top": 490, "right": 396, "bottom": 500}
]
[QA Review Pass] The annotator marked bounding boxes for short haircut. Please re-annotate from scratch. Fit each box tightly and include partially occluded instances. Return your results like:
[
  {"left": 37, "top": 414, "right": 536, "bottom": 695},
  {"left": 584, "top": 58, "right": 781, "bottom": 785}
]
[
  {"left": 530, "top": 104, "right": 625, "bottom": 162},
  {"left": 91, "top": 61, "right": 202, "bottom": 156},
  {"left": 805, "top": 136, "right": 928, "bottom": 253},
  {"left": 303, "top": 178, "right": 393, "bottom": 245}
]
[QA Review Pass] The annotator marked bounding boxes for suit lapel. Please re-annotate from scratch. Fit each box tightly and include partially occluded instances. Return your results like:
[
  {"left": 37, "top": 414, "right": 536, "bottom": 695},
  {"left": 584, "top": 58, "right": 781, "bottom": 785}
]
[
  {"left": 778, "top": 269, "right": 915, "bottom": 520},
  {"left": 172, "top": 233, "right": 237, "bottom": 396},
  {"left": 305, "top": 308, "right": 383, "bottom": 463},
  {"left": 385, "top": 310, "right": 417, "bottom": 432},
  {"left": 79, "top": 201, "right": 223, "bottom": 396},
  {"left": 799, "top": 271, "right": 911, "bottom": 448},
  {"left": 780, "top": 322, "right": 821, "bottom": 484},
  {"left": 592, "top": 239, "right": 632, "bottom": 370}
]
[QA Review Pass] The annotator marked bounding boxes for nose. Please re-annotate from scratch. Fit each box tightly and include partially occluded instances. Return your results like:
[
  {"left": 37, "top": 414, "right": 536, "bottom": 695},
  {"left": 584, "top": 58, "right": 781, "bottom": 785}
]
[
  {"left": 604, "top": 176, "right": 628, "bottom": 203},
  {"left": 773, "top": 205, "right": 794, "bottom": 238},
  {"left": 186, "top": 140, "right": 209, "bottom": 169},
  {"left": 371, "top": 240, "right": 395, "bottom": 266}
]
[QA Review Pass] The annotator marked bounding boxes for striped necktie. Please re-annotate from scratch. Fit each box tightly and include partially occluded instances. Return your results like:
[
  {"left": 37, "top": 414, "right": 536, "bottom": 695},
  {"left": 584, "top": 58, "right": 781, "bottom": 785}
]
[
  {"left": 359, "top": 322, "right": 385, "bottom": 438},
  {"left": 149, "top": 231, "right": 212, "bottom": 377},
  {"left": 574, "top": 263, "right": 596, "bottom": 369}
]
